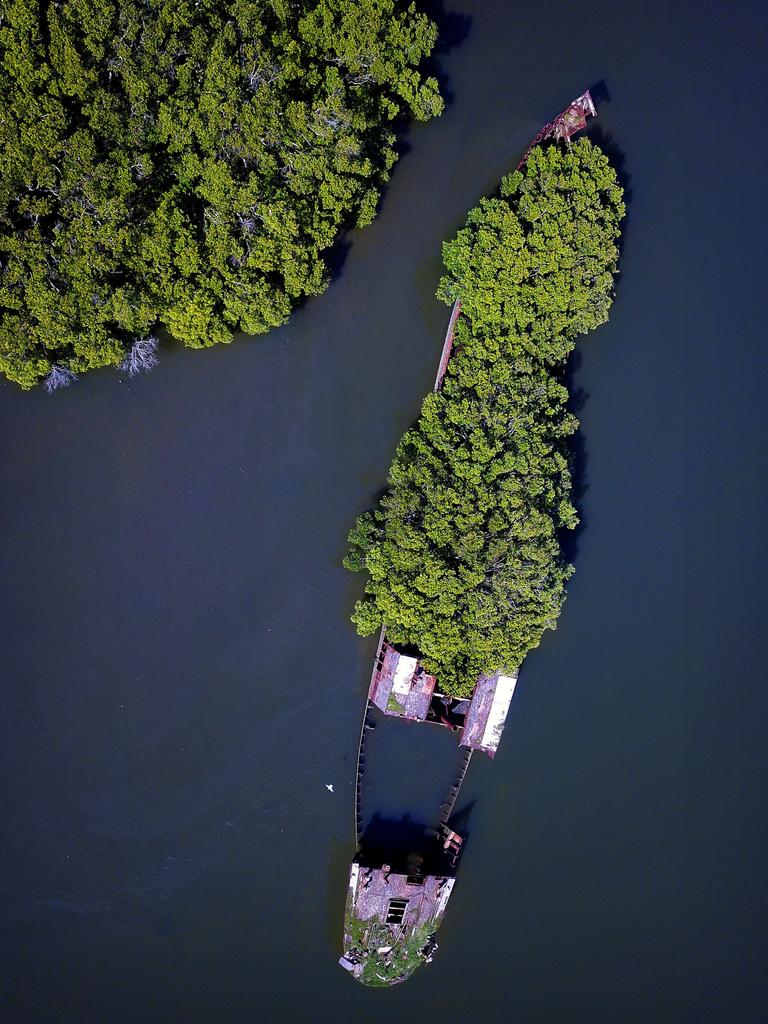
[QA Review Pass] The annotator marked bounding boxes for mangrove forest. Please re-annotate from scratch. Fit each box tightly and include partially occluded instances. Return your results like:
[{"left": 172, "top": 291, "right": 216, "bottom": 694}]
[{"left": 0, "top": 0, "right": 442, "bottom": 389}]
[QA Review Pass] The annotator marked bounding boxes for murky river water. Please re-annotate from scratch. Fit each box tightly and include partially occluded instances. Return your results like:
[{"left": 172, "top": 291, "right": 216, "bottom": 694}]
[{"left": 2, "top": 2, "right": 767, "bottom": 1020}]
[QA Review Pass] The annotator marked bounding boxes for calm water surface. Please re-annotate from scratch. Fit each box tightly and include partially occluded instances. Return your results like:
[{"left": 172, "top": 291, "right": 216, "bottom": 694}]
[{"left": 2, "top": 2, "right": 767, "bottom": 1021}]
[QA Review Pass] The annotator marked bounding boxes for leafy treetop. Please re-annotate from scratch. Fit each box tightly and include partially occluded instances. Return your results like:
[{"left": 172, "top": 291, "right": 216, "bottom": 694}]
[
  {"left": 345, "top": 139, "right": 625, "bottom": 695},
  {"left": 0, "top": 0, "right": 442, "bottom": 388}
]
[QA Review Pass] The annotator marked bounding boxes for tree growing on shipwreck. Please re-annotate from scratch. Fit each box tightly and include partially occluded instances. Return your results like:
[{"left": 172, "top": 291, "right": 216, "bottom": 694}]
[
  {"left": 345, "top": 137, "right": 625, "bottom": 697},
  {"left": 341, "top": 95, "right": 624, "bottom": 987}
]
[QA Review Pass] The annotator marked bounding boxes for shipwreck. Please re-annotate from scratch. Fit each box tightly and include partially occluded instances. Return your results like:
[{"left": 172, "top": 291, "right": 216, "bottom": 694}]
[{"left": 340, "top": 91, "right": 597, "bottom": 987}]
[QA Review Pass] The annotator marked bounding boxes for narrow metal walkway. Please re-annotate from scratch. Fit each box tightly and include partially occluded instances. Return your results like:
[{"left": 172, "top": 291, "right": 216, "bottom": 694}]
[
  {"left": 434, "top": 298, "right": 462, "bottom": 391},
  {"left": 354, "top": 700, "right": 376, "bottom": 849},
  {"left": 437, "top": 747, "right": 473, "bottom": 828}
]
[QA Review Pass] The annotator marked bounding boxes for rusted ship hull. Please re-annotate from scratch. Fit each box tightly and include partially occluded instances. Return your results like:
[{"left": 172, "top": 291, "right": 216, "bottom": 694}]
[{"left": 340, "top": 91, "right": 597, "bottom": 986}]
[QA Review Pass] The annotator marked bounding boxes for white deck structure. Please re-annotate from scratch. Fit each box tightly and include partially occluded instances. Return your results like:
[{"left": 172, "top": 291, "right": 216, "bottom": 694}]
[{"left": 460, "top": 670, "right": 519, "bottom": 758}]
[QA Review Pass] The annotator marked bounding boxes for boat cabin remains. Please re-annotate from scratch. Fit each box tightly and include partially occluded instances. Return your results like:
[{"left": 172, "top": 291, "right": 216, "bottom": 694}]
[
  {"left": 368, "top": 635, "right": 518, "bottom": 757},
  {"left": 339, "top": 861, "right": 456, "bottom": 985}
]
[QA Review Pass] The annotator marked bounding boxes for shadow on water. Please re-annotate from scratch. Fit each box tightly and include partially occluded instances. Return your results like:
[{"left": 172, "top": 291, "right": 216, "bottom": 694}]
[
  {"left": 561, "top": 108, "right": 630, "bottom": 567},
  {"left": 360, "top": 802, "right": 476, "bottom": 877},
  {"left": 323, "top": 5, "right": 472, "bottom": 284},
  {"left": 324, "top": 236, "right": 353, "bottom": 282},
  {"left": 585, "top": 123, "right": 633, "bottom": 262},
  {"left": 589, "top": 123, "right": 632, "bottom": 205},
  {"left": 588, "top": 78, "right": 611, "bottom": 105},
  {"left": 446, "top": 799, "right": 476, "bottom": 842},
  {"left": 561, "top": 349, "right": 589, "bottom": 566},
  {"left": 427, "top": 2, "right": 473, "bottom": 53},
  {"left": 361, "top": 813, "right": 436, "bottom": 864},
  {"left": 582, "top": 80, "right": 633, "bottom": 265},
  {"left": 421, "top": 1, "right": 473, "bottom": 106}
]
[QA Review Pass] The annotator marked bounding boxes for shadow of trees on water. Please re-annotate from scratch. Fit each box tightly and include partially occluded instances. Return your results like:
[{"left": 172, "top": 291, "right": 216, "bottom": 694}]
[{"left": 324, "top": 4, "right": 473, "bottom": 284}]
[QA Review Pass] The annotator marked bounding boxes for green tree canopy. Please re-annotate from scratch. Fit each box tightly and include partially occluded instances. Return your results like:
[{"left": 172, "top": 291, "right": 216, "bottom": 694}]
[
  {"left": 345, "top": 139, "right": 625, "bottom": 695},
  {"left": 0, "top": 0, "right": 442, "bottom": 388}
]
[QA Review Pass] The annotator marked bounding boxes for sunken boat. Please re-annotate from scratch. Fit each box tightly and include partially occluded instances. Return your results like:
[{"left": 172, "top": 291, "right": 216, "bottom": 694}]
[{"left": 340, "top": 92, "right": 597, "bottom": 987}]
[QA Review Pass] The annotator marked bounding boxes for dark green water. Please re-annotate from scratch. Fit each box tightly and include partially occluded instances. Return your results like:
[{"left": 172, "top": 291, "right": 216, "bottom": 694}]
[{"left": 2, "top": 2, "right": 767, "bottom": 1021}]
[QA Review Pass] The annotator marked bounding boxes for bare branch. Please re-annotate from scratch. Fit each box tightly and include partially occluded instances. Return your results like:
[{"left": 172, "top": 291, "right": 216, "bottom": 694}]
[
  {"left": 119, "top": 334, "right": 158, "bottom": 376},
  {"left": 44, "top": 365, "right": 77, "bottom": 393}
]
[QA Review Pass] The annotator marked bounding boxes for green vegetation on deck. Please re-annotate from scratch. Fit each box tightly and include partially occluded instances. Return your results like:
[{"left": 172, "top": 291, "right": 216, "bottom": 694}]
[
  {"left": 345, "top": 139, "right": 625, "bottom": 695},
  {"left": 0, "top": 0, "right": 442, "bottom": 388},
  {"left": 345, "top": 902, "right": 433, "bottom": 987}
]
